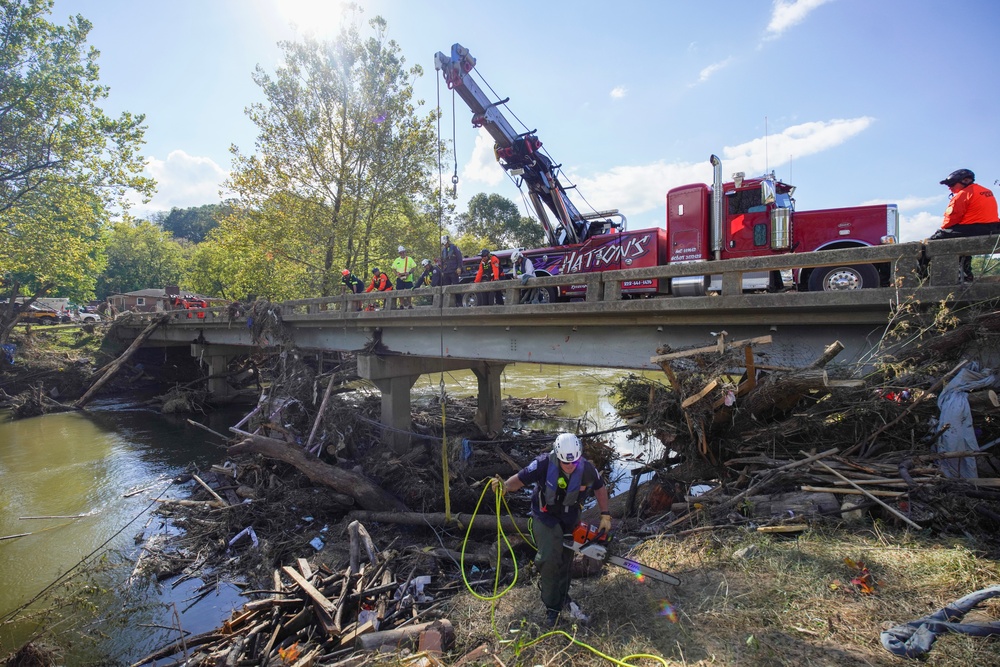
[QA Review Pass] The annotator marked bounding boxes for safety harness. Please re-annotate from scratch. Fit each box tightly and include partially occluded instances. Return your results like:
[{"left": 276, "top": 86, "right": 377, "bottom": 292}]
[{"left": 542, "top": 452, "right": 586, "bottom": 515}]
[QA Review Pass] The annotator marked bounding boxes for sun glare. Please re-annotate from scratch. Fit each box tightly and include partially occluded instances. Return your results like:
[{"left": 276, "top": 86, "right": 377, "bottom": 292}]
[{"left": 275, "top": 0, "right": 345, "bottom": 36}]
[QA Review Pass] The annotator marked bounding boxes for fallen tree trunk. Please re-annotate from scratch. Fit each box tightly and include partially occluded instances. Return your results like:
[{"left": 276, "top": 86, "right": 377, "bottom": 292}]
[
  {"left": 345, "top": 509, "right": 531, "bottom": 533},
  {"left": 742, "top": 368, "right": 829, "bottom": 417},
  {"left": 228, "top": 434, "right": 407, "bottom": 512},
  {"left": 76, "top": 315, "right": 170, "bottom": 409}
]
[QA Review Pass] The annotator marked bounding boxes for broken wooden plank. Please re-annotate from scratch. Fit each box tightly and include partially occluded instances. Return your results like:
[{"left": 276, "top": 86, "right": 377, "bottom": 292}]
[
  {"left": 282, "top": 566, "right": 336, "bottom": 615},
  {"left": 801, "top": 485, "right": 904, "bottom": 498},
  {"left": 757, "top": 524, "right": 808, "bottom": 533},
  {"left": 193, "top": 473, "right": 228, "bottom": 506},
  {"left": 681, "top": 379, "right": 719, "bottom": 409},
  {"left": 650, "top": 335, "right": 772, "bottom": 363}
]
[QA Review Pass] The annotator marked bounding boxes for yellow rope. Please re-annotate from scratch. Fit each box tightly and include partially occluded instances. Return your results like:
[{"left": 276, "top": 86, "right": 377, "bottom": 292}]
[{"left": 440, "top": 376, "right": 451, "bottom": 522}]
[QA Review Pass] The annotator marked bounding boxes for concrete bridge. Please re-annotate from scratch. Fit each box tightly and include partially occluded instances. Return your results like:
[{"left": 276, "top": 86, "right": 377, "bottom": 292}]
[{"left": 120, "top": 237, "right": 1000, "bottom": 447}]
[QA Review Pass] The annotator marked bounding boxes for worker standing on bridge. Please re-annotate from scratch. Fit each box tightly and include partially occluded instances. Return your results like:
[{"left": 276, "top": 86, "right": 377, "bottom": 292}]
[
  {"left": 493, "top": 433, "right": 612, "bottom": 627},
  {"left": 440, "top": 235, "right": 463, "bottom": 286},
  {"left": 414, "top": 258, "right": 442, "bottom": 288},
  {"left": 474, "top": 248, "right": 500, "bottom": 306},
  {"left": 392, "top": 246, "right": 416, "bottom": 309},
  {"left": 929, "top": 169, "right": 999, "bottom": 282},
  {"left": 511, "top": 249, "right": 539, "bottom": 304},
  {"left": 341, "top": 269, "right": 365, "bottom": 311},
  {"left": 365, "top": 267, "right": 392, "bottom": 310}
]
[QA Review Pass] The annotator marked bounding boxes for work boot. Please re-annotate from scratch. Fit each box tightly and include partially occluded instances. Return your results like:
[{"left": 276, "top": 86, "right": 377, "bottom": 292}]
[{"left": 545, "top": 608, "right": 560, "bottom": 628}]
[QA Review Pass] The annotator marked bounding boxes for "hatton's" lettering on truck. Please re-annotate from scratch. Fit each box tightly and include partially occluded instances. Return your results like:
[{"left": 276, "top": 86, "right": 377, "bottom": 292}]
[{"left": 559, "top": 234, "right": 653, "bottom": 274}]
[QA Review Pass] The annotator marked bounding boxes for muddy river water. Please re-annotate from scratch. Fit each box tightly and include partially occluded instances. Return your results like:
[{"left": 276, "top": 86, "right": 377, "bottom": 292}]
[{"left": 0, "top": 364, "right": 661, "bottom": 664}]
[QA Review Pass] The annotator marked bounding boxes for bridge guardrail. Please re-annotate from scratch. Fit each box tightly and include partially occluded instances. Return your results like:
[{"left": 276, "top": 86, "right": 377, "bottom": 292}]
[{"left": 123, "top": 237, "right": 999, "bottom": 325}]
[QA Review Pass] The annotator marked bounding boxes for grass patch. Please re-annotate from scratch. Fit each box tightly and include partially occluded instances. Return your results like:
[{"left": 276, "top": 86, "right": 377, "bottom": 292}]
[{"left": 436, "top": 526, "right": 1000, "bottom": 666}]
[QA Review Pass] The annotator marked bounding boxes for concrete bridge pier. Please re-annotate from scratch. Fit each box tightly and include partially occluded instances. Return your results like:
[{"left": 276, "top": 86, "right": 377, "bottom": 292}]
[
  {"left": 357, "top": 354, "right": 509, "bottom": 452},
  {"left": 192, "top": 343, "right": 242, "bottom": 399},
  {"left": 471, "top": 361, "right": 508, "bottom": 437}
]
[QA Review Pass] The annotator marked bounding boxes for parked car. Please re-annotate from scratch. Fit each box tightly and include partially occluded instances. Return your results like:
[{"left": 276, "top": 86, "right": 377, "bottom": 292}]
[
  {"left": 76, "top": 312, "right": 102, "bottom": 324},
  {"left": 17, "top": 303, "right": 61, "bottom": 325}
]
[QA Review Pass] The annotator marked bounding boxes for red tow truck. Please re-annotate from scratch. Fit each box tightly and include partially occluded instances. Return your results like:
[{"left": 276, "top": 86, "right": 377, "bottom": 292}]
[{"left": 434, "top": 43, "right": 899, "bottom": 302}]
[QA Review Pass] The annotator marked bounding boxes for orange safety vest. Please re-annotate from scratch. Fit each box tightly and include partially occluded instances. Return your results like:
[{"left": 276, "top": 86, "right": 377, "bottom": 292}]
[
  {"left": 942, "top": 183, "right": 999, "bottom": 228},
  {"left": 475, "top": 255, "right": 500, "bottom": 282},
  {"left": 366, "top": 273, "right": 392, "bottom": 292}
]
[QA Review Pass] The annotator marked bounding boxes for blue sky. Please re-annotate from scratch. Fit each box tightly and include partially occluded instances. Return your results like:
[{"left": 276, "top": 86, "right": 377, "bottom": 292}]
[{"left": 54, "top": 0, "right": 1000, "bottom": 242}]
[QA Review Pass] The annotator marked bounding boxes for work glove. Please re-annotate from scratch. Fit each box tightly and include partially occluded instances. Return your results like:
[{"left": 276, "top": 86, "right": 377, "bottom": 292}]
[
  {"left": 598, "top": 513, "right": 612, "bottom": 534},
  {"left": 489, "top": 476, "right": 506, "bottom": 497}
]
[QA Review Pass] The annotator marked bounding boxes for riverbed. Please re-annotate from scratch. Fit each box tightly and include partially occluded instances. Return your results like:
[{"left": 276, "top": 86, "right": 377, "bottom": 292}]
[{"left": 0, "top": 364, "right": 662, "bottom": 664}]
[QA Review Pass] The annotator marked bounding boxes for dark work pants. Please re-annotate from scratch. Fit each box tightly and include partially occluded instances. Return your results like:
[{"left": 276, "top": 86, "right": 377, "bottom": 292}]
[
  {"left": 532, "top": 520, "right": 574, "bottom": 612},
  {"left": 928, "top": 223, "right": 1000, "bottom": 281},
  {"left": 441, "top": 270, "right": 462, "bottom": 306}
]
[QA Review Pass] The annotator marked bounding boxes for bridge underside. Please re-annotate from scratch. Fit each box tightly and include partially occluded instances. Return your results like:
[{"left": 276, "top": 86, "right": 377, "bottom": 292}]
[{"left": 143, "top": 318, "right": 897, "bottom": 454}]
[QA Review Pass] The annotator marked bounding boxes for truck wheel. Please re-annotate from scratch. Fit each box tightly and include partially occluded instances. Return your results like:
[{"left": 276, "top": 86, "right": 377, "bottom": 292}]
[
  {"left": 40, "top": 316, "right": 57, "bottom": 325},
  {"left": 462, "top": 290, "right": 504, "bottom": 307},
  {"left": 807, "top": 264, "right": 879, "bottom": 291}
]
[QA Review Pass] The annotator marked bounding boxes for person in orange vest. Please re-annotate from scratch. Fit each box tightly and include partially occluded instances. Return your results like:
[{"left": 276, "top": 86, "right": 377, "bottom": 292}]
[
  {"left": 365, "top": 267, "right": 392, "bottom": 310},
  {"left": 365, "top": 267, "right": 392, "bottom": 292},
  {"left": 929, "top": 169, "right": 999, "bottom": 282},
  {"left": 473, "top": 248, "right": 500, "bottom": 306}
]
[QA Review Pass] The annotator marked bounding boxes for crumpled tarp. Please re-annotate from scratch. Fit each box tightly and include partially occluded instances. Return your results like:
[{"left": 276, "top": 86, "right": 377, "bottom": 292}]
[
  {"left": 934, "top": 364, "right": 998, "bottom": 478},
  {"left": 881, "top": 585, "right": 1000, "bottom": 658}
]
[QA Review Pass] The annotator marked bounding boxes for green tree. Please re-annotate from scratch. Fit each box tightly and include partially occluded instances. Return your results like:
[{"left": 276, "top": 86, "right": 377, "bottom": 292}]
[
  {"left": 96, "top": 220, "right": 187, "bottom": 299},
  {"left": 456, "top": 193, "right": 544, "bottom": 250},
  {"left": 153, "top": 203, "right": 228, "bottom": 243},
  {"left": 212, "top": 12, "right": 440, "bottom": 298},
  {"left": 0, "top": 0, "right": 152, "bottom": 341}
]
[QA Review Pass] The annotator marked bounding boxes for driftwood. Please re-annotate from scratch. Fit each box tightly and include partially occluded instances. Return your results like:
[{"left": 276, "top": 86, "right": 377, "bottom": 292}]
[
  {"left": 75, "top": 315, "right": 170, "bottom": 408},
  {"left": 355, "top": 619, "right": 454, "bottom": 652},
  {"left": 345, "top": 509, "right": 531, "bottom": 534},
  {"left": 742, "top": 368, "right": 829, "bottom": 417},
  {"left": 228, "top": 433, "right": 406, "bottom": 512}
]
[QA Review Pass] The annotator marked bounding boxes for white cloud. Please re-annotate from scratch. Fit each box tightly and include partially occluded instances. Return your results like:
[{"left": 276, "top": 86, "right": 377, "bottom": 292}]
[
  {"left": 861, "top": 196, "right": 947, "bottom": 242},
  {"left": 134, "top": 150, "right": 229, "bottom": 216},
  {"left": 610, "top": 86, "right": 628, "bottom": 99},
  {"left": 720, "top": 117, "right": 874, "bottom": 175},
  {"left": 899, "top": 211, "right": 941, "bottom": 243},
  {"left": 697, "top": 57, "right": 734, "bottom": 83},
  {"left": 566, "top": 116, "right": 873, "bottom": 218},
  {"left": 766, "top": 0, "right": 832, "bottom": 39},
  {"left": 461, "top": 128, "right": 505, "bottom": 186}
]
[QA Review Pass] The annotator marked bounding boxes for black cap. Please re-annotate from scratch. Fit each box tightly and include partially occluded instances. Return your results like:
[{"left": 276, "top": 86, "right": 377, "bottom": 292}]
[
  {"left": 480, "top": 249, "right": 490, "bottom": 257},
  {"left": 372, "top": 267, "right": 380, "bottom": 274},
  {"left": 941, "top": 169, "right": 975, "bottom": 186}
]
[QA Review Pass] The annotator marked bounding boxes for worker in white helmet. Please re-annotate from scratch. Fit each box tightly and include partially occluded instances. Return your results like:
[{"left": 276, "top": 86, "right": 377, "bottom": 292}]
[{"left": 494, "top": 433, "right": 611, "bottom": 626}]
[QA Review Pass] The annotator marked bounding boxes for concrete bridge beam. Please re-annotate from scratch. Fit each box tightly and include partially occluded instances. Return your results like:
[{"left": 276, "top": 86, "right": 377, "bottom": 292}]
[{"left": 357, "top": 354, "right": 510, "bottom": 451}]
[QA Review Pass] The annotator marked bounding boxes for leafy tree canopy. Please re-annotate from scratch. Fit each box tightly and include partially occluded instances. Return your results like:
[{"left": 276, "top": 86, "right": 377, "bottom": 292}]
[
  {"left": 95, "top": 220, "right": 188, "bottom": 299},
  {"left": 206, "top": 10, "right": 441, "bottom": 298},
  {"left": 0, "top": 0, "right": 153, "bottom": 341},
  {"left": 455, "top": 193, "right": 544, "bottom": 250},
  {"left": 151, "top": 203, "right": 228, "bottom": 243}
]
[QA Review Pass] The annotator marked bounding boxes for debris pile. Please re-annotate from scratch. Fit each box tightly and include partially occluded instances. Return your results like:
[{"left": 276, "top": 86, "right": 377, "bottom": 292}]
[
  {"left": 611, "top": 300, "right": 1000, "bottom": 542},
  {"left": 131, "top": 521, "right": 466, "bottom": 667}
]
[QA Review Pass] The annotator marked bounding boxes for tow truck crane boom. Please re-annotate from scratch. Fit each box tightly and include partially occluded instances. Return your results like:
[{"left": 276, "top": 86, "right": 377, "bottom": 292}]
[{"left": 435, "top": 43, "right": 607, "bottom": 247}]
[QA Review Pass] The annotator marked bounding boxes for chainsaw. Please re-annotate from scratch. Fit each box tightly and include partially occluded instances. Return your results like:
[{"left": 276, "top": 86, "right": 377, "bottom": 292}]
[{"left": 565, "top": 522, "right": 681, "bottom": 586}]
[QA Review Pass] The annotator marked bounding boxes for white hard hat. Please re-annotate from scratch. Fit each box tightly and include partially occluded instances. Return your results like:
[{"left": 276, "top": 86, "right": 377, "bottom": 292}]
[
  {"left": 441, "top": 235, "right": 449, "bottom": 244},
  {"left": 511, "top": 249, "right": 523, "bottom": 261},
  {"left": 398, "top": 245, "right": 406, "bottom": 252},
  {"left": 554, "top": 433, "right": 582, "bottom": 463},
  {"left": 421, "top": 258, "right": 430, "bottom": 266}
]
